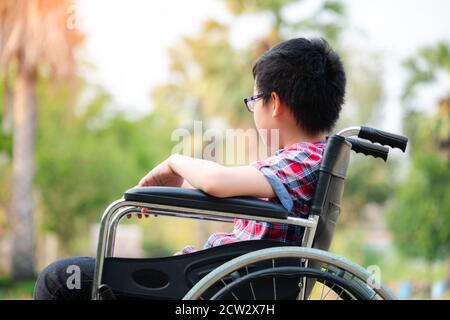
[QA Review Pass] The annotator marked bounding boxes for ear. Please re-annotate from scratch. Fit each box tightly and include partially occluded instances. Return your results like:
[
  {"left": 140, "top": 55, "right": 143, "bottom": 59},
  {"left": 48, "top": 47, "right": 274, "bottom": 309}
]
[{"left": 270, "top": 92, "right": 283, "bottom": 118}]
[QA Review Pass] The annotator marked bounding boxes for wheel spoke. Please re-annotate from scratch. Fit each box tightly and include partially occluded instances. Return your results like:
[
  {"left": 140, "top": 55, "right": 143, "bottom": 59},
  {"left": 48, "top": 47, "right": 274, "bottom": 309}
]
[
  {"left": 335, "top": 292, "right": 341, "bottom": 300},
  {"left": 220, "top": 278, "right": 239, "bottom": 300},
  {"left": 297, "top": 258, "right": 304, "bottom": 300},
  {"left": 272, "top": 259, "right": 276, "bottom": 300},
  {"left": 245, "top": 266, "right": 257, "bottom": 300},
  {"left": 322, "top": 283, "right": 336, "bottom": 300},
  {"left": 220, "top": 279, "right": 227, "bottom": 287}
]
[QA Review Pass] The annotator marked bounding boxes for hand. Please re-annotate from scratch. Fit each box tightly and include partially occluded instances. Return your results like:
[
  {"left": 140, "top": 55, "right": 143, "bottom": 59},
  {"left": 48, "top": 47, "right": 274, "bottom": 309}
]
[
  {"left": 137, "top": 156, "right": 183, "bottom": 215},
  {"left": 138, "top": 157, "right": 183, "bottom": 188}
]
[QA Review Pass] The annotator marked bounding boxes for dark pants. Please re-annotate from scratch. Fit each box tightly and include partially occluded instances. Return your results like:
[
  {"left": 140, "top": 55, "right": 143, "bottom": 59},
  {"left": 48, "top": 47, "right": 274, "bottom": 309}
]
[{"left": 34, "top": 257, "right": 95, "bottom": 300}]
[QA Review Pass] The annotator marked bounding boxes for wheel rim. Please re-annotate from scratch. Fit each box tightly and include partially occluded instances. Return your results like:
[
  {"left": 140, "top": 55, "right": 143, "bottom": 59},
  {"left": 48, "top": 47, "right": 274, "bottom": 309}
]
[
  {"left": 210, "top": 266, "right": 372, "bottom": 300},
  {"left": 183, "top": 247, "right": 395, "bottom": 300}
]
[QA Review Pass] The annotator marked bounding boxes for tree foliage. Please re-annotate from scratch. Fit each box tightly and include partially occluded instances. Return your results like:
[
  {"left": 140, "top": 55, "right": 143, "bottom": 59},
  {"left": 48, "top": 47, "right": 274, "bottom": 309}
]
[
  {"left": 32, "top": 78, "right": 177, "bottom": 253},
  {"left": 388, "top": 42, "right": 450, "bottom": 263}
]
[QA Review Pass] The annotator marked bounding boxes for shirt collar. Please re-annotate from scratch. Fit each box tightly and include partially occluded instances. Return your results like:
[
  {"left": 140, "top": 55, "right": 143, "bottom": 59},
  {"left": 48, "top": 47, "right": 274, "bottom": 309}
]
[{"left": 274, "top": 138, "right": 328, "bottom": 156}]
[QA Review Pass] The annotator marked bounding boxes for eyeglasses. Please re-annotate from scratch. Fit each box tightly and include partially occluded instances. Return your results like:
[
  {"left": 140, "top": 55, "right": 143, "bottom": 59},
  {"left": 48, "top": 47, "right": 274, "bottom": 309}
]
[{"left": 243, "top": 93, "right": 264, "bottom": 113}]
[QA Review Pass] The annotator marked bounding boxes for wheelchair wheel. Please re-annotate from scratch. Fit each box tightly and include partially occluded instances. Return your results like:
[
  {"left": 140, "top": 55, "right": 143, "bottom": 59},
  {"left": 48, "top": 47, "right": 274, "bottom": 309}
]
[{"left": 183, "top": 247, "right": 396, "bottom": 300}]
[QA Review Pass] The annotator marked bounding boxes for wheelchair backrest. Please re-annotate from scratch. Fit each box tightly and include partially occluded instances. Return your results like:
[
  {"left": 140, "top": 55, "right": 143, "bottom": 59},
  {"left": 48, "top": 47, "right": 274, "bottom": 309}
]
[{"left": 309, "top": 135, "right": 351, "bottom": 252}]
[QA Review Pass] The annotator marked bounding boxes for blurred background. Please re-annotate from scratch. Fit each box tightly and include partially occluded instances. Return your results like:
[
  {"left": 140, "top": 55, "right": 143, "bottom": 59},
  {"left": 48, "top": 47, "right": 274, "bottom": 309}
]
[{"left": 0, "top": 0, "right": 449, "bottom": 299}]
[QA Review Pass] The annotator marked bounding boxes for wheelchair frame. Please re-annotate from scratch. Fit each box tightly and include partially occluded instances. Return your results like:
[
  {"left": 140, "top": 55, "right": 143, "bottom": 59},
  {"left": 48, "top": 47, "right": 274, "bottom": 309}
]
[
  {"left": 92, "top": 200, "right": 320, "bottom": 299},
  {"left": 91, "top": 126, "right": 407, "bottom": 300}
]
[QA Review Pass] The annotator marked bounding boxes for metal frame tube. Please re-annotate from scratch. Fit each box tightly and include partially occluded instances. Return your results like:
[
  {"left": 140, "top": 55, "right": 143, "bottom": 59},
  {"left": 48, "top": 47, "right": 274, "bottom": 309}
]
[
  {"left": 106, "top": 207, "right": 137, "bottom": 257},
  {"left": 336, "top": 126, "right": 361, "bottom": 138},
  {"left": 91, "top": 198, "right": 128, "bottom": 299}
]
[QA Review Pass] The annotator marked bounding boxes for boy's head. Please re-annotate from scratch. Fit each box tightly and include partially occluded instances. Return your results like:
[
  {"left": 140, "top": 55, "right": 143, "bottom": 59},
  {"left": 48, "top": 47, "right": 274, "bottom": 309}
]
[{"left": 249, "top": 37, "right": 346, "bottom": 145}]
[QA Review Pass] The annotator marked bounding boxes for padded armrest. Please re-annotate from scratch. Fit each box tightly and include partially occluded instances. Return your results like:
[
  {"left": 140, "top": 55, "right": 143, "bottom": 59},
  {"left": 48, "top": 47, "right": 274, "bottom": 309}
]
[{"left": 123, "top": 186, "right": 288, "bottom": 220}]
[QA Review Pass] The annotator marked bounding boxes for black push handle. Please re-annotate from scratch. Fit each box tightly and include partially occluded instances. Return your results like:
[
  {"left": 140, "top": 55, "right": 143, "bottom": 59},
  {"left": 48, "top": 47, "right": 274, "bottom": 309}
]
[
  {"left": 358, "top": 126, "right": 408, "bottom": 152},
  {"left": 347, "top": 138, "right": 389, "bottom": 162}
]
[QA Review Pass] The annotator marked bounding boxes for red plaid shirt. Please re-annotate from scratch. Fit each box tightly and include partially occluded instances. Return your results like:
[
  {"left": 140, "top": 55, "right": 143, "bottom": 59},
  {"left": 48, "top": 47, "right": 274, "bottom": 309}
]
[{"left": 176, "top": 139, "right": 327, "bottom": 255}]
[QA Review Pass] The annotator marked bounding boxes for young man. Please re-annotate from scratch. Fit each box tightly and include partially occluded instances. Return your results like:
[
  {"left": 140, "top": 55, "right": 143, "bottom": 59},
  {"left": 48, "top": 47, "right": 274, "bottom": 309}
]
[{"left": 34, "top": 37, "right": 346, "bottom": 299}]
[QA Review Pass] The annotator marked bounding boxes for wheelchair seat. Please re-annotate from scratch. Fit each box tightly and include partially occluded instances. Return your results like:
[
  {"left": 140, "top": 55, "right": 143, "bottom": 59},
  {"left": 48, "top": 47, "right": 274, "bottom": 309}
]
[{"left": 101, "top": 240, "right": 292, "bottom": 300}]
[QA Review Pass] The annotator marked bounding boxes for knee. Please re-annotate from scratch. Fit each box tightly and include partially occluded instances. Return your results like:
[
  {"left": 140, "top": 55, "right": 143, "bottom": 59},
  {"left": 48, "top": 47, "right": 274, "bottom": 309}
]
[{"left": 33, "top": 257, "right": 93, "bottom": 300}]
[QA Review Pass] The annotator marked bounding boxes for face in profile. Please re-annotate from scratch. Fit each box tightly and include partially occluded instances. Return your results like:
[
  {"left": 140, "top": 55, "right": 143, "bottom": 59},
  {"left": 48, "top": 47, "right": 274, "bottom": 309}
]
[{"left": 251, "top": 84, "right": 279, "bottom": 149}]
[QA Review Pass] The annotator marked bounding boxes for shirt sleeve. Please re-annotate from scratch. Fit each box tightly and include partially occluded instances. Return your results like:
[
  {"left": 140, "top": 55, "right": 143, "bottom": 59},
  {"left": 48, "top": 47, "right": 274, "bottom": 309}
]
[
  {"left": 251, "top": 152, "right": 296, "bottom": 213},
  {"left": 251, "top": 147, "right": 322, "bottom": 215}
]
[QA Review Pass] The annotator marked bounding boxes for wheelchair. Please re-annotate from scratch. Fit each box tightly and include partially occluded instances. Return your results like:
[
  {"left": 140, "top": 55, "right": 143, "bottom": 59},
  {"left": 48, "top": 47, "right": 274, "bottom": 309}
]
[{"left": 91, "top": 126, "right": 408, "bottom": 300}]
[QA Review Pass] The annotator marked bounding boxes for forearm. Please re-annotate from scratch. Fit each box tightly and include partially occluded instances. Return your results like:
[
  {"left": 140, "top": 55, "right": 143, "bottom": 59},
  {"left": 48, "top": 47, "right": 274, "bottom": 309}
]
[
  {"left": 181, "top": 179, "right": 195, "bottom": 189},
  {"left": 168, "top": 154, "right": 224, "bottom": 191},
  {"left": 168, "top": 154, "right": 275, "bottom": 198}
]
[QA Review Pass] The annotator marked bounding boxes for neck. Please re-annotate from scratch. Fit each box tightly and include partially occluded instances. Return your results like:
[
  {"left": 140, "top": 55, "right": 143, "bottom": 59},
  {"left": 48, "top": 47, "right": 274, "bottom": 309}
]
[{"left": 280, "top": 130, "right": 327, "bottom": 149}]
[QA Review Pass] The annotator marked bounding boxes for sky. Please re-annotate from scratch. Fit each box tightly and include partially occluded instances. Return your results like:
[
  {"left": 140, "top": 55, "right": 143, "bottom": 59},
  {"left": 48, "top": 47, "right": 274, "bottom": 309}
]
[{"left": 75, "top": 0, "right": 450, "bottom": 132}]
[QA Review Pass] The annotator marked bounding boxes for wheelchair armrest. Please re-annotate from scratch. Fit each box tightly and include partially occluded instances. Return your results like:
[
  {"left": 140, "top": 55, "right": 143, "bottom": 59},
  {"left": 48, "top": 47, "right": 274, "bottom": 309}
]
[{"left": 123, "top": 186, "right": 288, "bottom": 220}]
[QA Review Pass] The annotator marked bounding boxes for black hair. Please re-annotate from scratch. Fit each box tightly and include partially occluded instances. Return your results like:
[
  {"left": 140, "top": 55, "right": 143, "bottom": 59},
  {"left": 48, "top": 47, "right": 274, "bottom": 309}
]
[{"left": 252, "top": 37, "right": 346, "bottom": 134}]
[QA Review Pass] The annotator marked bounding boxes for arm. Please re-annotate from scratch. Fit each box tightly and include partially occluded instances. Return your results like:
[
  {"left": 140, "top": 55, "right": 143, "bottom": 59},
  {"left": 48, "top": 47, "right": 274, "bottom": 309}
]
[
  {"left": 169, "top": 154, "right": 275, "bottom": 198},
  {"left": 139, "top": 154, "right": 276, "bottom": 198},
  {"left": 181, "top": 179, "right": 195, "bottom": 189}
]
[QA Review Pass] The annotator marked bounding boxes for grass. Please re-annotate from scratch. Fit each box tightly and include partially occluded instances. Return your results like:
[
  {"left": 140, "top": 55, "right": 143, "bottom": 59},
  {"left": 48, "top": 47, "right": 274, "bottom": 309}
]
[{"left": 0, "top": 277, "right": 36, "bottom": 300}]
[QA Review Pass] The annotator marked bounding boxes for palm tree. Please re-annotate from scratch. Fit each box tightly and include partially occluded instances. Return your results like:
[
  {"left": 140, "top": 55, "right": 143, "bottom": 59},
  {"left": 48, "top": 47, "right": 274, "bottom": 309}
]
[{"left": 0, "top": 0, "right": 82, "bottom": 280}]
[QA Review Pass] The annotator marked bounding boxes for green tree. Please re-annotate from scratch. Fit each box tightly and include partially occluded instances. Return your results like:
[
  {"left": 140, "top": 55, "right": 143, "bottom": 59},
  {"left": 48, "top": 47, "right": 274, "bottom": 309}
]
[
  {"left": 336, "top": 52, "right": 397, "bottom": 224},
  {"left": 0, "top": 0, "right": 82, "bottom": 280},
  {"left": 152, "top": 0, "right": 347, "bottom": 128},
  {"left": 33, "top": 78, "right": 177, "bottom": 255},
  {"left": 388, "top": 153, "right": 450, "bottom": 262},
  {"left": 388, "top": 41, "right": 450, "bottom": 291}
]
